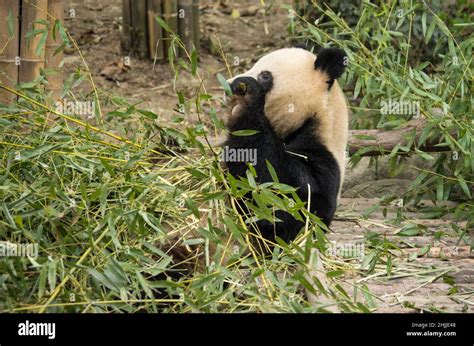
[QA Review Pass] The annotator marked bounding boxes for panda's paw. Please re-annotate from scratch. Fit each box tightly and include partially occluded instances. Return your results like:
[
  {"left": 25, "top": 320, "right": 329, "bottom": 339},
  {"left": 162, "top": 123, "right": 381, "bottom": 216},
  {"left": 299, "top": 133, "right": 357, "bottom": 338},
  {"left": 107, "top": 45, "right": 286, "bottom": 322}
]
[{"left": 227, "top": 77, "right": 266, "bottom": 125}]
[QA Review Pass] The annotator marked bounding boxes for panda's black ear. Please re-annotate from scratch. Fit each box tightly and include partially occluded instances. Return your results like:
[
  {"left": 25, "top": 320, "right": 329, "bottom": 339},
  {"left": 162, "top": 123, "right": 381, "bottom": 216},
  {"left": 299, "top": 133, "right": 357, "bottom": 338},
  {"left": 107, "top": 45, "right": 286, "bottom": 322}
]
[{"left": 314, "top": 48, "right": 347, "bottom": 86}]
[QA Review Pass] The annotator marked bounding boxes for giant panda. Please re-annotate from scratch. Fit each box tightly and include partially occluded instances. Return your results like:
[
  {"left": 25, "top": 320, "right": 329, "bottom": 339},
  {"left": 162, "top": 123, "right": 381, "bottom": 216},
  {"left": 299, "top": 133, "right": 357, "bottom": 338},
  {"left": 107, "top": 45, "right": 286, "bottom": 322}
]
[
  {"left": 158, "top": 46, "right": 349, "bottom": 280},
  {"left": 223, "top": 46, "right": 349, "bottom": 246}
]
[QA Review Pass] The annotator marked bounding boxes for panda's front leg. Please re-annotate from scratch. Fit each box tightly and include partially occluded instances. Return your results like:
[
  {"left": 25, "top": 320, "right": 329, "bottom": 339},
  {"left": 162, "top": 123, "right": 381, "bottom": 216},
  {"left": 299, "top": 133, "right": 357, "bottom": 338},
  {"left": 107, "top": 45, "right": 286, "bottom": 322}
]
[{"left": 282, "top": 118, "right": 340, "bottom": 227}]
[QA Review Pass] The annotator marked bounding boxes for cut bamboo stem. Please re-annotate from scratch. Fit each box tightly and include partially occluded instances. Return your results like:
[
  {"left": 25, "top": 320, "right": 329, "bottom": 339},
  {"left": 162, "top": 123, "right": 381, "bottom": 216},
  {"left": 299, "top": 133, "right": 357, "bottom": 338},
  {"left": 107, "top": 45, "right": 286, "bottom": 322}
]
[
  {"left": 45, "top": 0, "right": 64, "bottom": 100},
  {"left": 19, "top": 0, "right": 48, "bottom": 83},
  {"left": 0, "top": 0, "right": 20, "bottom": 103},
  {"left": 178, "top": 0, "right": 193, "bottom": 56},
  {"left": 147, "top": 0, "right": 164, "bottom": 60},
  {"left": 130, "top": 0, "right": 148, "bottom": 58},
  {"left": 121, "top": 0, "right": 132, "bottom": 52},
  {"left": 163, "top": 0, "right": 178, "bottom": 58},
  {"left": 121, "top": 0, "right": 199, "bottom": 60},
  {"left": 191, "top": 0, "right": 200, "bottom": 51}
]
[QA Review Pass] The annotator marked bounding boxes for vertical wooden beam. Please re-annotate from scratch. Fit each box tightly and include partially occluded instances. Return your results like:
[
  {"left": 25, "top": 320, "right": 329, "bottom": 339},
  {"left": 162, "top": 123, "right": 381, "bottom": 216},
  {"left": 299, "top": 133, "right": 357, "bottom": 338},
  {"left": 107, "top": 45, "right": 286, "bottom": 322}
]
[
  {"left": 191, "top": 0, "right": 199, "bottom": 51},
  {"left": 163, "top": 0, "right": 178, "bottom": 58},
  {"left": 130, "top": 0, "right": 148, "bottom": 58},
  {"left": 19, "top": 0, "right": 48, "bottom": 83},
  {"left": 177, "top": 0, "right": 192, "bottom": 58},
  {"left": 147, "top": 0, "right": 164, "bottom": 60},
  {"left": 121, "top": 0, "right": 132, "bottom": 52},
  {"left": 0, "top": 0, "right": 20, "bottom": 103}
]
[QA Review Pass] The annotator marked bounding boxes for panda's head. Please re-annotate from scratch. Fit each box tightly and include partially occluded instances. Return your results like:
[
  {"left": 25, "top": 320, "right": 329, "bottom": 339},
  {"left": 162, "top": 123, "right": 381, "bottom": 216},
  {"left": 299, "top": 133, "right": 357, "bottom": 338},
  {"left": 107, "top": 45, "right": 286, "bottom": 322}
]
[{"left": 227, "top": 47, "right": 347, "bottom": 138}]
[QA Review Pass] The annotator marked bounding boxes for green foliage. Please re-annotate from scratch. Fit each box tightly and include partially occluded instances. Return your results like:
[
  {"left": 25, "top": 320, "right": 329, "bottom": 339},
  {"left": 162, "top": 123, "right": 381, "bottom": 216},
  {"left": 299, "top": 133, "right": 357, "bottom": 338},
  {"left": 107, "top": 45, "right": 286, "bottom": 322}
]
[
  {"left": 288, "top": 0, "right": 473, "bottom": 223},
  {"left": 0, "top": 20, "right": 367, "bottom": 312},
  {"left": 0, "top": 0, "right": 471, "bottom": 313}
]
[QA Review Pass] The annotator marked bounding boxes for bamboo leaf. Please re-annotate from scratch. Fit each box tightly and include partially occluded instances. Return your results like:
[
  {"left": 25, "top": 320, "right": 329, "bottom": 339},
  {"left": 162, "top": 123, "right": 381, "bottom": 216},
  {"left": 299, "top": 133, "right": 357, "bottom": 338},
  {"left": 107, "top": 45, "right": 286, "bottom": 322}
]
[
  {"left": 231, "top": 130, "right": 260, "bottom": 136},
  {"left": 217, "top": 73, "right": 232, "bottom": 96}
]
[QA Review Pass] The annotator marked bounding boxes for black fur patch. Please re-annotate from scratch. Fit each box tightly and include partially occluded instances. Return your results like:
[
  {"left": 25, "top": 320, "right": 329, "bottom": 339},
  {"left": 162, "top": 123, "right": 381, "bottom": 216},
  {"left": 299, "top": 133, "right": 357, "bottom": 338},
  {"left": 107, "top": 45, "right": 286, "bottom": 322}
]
[
  {"left": 314, "top": 48, "right": 347, "bottom": 88},
  {"left": 282, "top": 118, "right": 313, "bottom": 144},
  {"left": 224, "top": 77, "right": 340, "bottom": 246}
]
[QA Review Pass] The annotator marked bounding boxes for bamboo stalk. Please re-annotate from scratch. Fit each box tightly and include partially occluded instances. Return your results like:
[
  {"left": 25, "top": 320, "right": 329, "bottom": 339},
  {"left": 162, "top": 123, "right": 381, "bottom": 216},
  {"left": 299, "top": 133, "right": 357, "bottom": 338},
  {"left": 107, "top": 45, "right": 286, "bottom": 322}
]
[
  {"left": 0, "top": 0, "right": 20, "bottom": 104},
  {"left": 191, "top": 0, "right": 200, "bottom": 51},
  {"left": 163, "top": 0, "right": 178, "bottom": 58},
  {"left": 130, "top": 0, "right": 148, "bottom": 58},
  {"left": 45, "top": 0, "right": 64, "bottom": 100},
  {"left": 178, "top": 0, "right": 193, "bottom": 56},
  {"left": 121, "top": 0, "right": 132, "bottom": 52},
  {"left": 147, "top": 0, "right": 164, "bottom": 60},
  {"left": 19, "top": 0, "right": 48, "bottom": 83}
]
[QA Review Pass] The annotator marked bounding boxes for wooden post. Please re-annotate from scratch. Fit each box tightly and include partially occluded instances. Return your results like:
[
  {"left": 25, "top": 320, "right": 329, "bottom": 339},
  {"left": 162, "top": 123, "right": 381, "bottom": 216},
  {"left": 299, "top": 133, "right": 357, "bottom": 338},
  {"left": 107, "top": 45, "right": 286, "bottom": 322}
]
[
  {"left": 178, "top": 0, "right": 193, "bottom": 57},
  {"left": 122, "top": 0, "right": 199, "bottom": 60},
  {"left": 192, "top": 0, "right": 199, "bottom": 51},
  {"left": 130, "top": 0, "right": 148, "bottom": 58},
  {"left": 0, "top": 0, "right": 20, "bottom": 104},
  {"left": 45, "top": 0, "right": 64, "bottom": 100},
  {"left": 147, "top": 0, "right": 164, "bottom": 60},
  {"left": 163, "top": 0, "right": 178, "bottom": 57},
  {"left": 121, "top": 0, "right": 132, "bottom": 52},
  {"left": 19, "top": 0, "right": 48, "bottom": 83}
]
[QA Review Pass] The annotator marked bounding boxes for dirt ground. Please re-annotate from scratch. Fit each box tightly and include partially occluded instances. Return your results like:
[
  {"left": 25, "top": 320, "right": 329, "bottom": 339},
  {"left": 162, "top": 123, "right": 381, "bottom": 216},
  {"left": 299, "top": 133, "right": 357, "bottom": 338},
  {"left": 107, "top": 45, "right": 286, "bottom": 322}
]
[
  {"left": 61, "top": 0, "right": 473, "bottom": 313},
  {"left": 63, "top": 0, "right": 289, "bottom": 125},
  {"left": 333, "top": 198, "right": 473, "bottom": 313}
]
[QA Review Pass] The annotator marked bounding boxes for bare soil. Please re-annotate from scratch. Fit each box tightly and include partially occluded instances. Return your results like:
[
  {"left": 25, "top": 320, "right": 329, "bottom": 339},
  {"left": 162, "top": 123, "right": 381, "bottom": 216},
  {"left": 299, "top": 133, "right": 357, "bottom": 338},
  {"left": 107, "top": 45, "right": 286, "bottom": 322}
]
[{"left": 63, "top": 0, "right": 289, "bottom": 125}]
